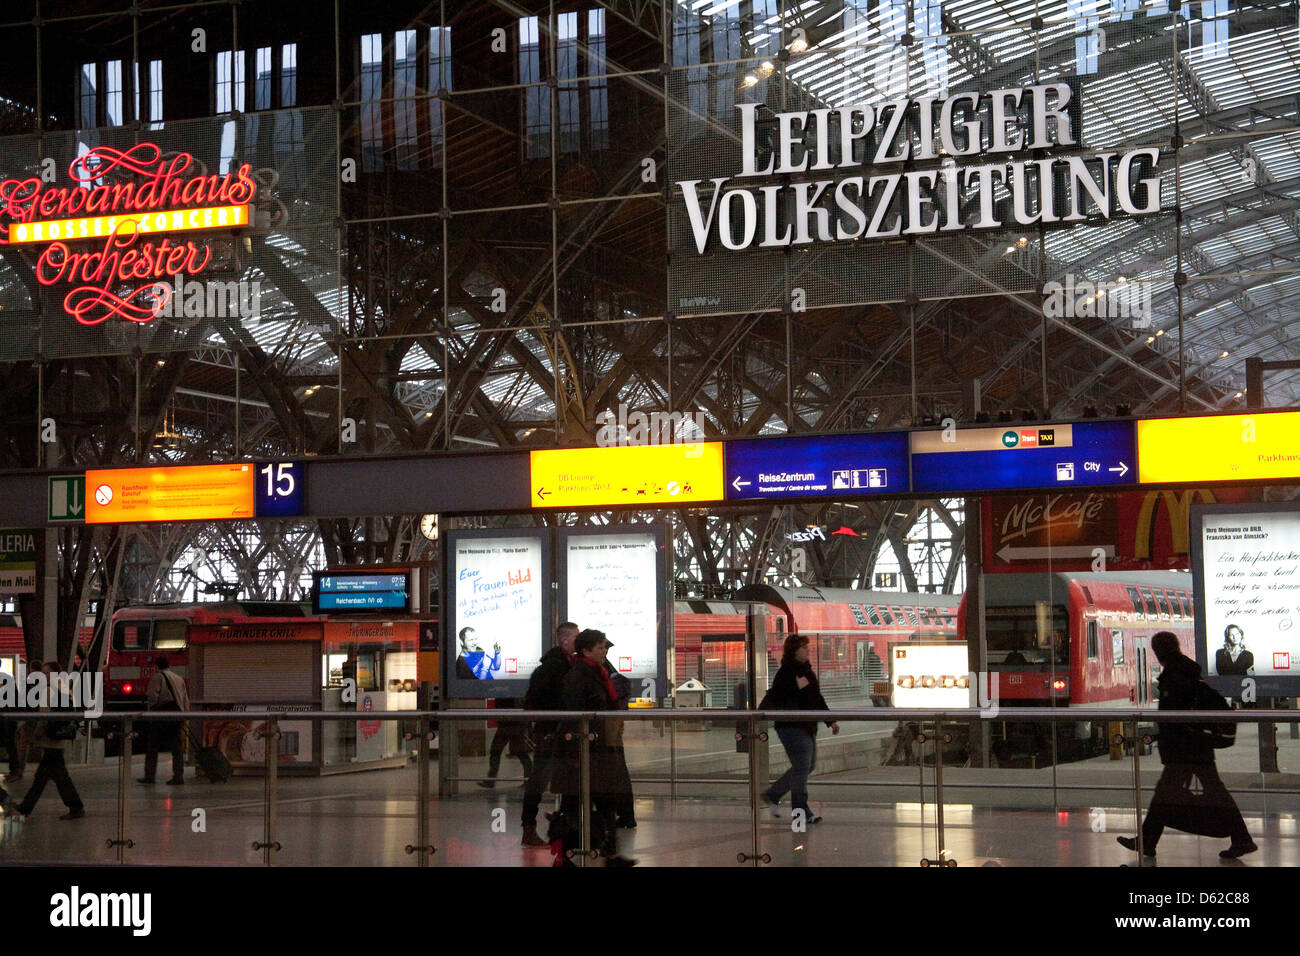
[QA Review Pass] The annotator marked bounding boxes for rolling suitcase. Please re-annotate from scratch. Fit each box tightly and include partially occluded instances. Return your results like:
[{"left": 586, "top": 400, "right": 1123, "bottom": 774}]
[{"left": 186, "top": 727, "right": 232, "bottom": 783}]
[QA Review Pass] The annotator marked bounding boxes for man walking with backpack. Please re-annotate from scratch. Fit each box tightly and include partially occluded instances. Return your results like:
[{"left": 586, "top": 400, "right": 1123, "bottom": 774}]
[{"left": 1117, "top": 631, "right": 1256, "bottom": 862}]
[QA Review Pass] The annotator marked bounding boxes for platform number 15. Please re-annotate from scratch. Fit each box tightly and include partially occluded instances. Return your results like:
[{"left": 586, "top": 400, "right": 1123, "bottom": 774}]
[{"left": 260, "top": 462, "right": 297, "bottom": 498}]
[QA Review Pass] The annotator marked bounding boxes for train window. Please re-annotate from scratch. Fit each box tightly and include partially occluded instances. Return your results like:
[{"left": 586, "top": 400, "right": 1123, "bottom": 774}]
[
  {"left": 916, "top": 607, "right": 933, "bottom": 624},
  {"left": 877, "top": 606, "right": 894, "bottom": 625},
  {"left": 890, "top": 607, "right": 908, "bottom": 626},
  {"left": 1112, "top": 629, "right": 1125, "bottom": 665},
  {"left": 1138, "top": 587, "right": 1157, "bottom": 620},
  {"left": 112, "top": 620, "right": 151, "bottom": 651},
  {"left": 987, "top": 607, "right": 1067, "bottom": 666},
  {"left": 154, "top": 620, "right": 188, "bottom": 651},
  {"left": 1152, "top": 589, "right": 1171, "bottom": 618},
  {"left": 1086, "top": 620, "right": 1099, "bottom": 660},
  {"left": 865, "top": 606, "right": 883, "bottom": 626},
  {"left": 1176, "top": 592, "right": 1190, "bottom": 617},
  {"left": 1125, "top": 586, "right": 1144, "bottom": 619},
  {"left": 903, "top": 607, "right": 921, "bottom": 626}
]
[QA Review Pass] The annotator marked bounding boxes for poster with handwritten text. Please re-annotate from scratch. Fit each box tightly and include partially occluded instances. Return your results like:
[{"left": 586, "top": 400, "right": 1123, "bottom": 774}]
[
  {"left": 565, "top": 532, "right": 660, "bottom": 678},
  {"left": 453, "top": 537, "right": 544, "bottom": 681},
  {"left": 1200, "top": 510, "right": 1300, "bottom": 678}
]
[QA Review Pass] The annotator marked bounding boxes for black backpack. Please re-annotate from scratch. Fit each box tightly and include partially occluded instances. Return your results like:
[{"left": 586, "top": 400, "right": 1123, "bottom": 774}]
[{"left": 1193, "top": 681, "right": 1235, "bottom": 749}]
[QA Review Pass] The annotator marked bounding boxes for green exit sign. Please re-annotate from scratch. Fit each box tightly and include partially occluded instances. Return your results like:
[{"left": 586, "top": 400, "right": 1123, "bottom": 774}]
[{"left": 48, "top": 476, "right": 86, "bottom": 523}]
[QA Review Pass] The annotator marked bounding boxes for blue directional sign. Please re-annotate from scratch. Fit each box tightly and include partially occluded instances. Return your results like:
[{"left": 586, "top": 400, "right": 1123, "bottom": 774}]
[
  {"left": 725, "top": 433, "right": 910, "bottom": 501},
  {"left": 910, "top": 420, "right": 1137, "bottom": 494}
]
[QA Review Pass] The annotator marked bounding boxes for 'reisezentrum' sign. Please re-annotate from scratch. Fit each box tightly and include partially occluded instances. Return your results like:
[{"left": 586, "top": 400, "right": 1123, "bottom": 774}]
[{"left": 677, "top": 83, "right": 1162, "bottom": 253}]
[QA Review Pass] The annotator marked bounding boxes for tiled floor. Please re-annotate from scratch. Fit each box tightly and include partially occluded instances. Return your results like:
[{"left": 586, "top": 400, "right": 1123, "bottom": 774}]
[{"left": 1, "top": 747, "right": 1294, "bottom": 867}]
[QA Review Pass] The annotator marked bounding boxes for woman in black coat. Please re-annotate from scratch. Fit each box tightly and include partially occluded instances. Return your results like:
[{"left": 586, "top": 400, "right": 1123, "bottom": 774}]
[
  {"left": 552, "top": 628, "right": 636, "bottom": 864},
  {"left": 762, "top": 634, "right": 839, "bottom": 824}
]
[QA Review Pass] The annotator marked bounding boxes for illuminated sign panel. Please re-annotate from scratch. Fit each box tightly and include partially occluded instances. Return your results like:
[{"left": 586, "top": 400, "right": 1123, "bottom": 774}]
[
  {"left": 1137, "top": 412, "right": 1300, "bottom": 484},
  {"left": 7, "top": 204, "right": 250, "bottom": 244},
  {"left": 911, "top": 420, "right": 1136, "bottom": 493},
  {"left": 1191, "top": 501, "right": 1300, "bottom": 696},
  {"left": 313, "top": 571, "right": 410, "bottom": 613},
  {"left": 890, "top": 643, "right": 971, "bottom": 709},
  {"left": 86, "top": 464, "right": 255, "bottom": 523},
  {"left": 0, "top": 142, "right": 256, "bottom": 326},
  {"left": 530, "top": 444, "right": 724, "bottom": 508},
  {"left": 725, "top": 433, "right": 909, "bottom": 500}
]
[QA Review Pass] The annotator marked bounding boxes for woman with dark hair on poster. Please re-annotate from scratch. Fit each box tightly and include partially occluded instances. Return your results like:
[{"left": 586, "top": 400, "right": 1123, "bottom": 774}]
[
  {"left": 1215, "top": 624, "right": 1255, "bottom": 676},
  {"left": 762, "top": 634, "right": 839, "bottom": 825}
]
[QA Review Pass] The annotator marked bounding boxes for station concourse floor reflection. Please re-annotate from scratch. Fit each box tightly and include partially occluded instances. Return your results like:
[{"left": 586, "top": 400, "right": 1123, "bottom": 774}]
[{"left": 2, "top": 727, "right": 1297, "bottom": 867}]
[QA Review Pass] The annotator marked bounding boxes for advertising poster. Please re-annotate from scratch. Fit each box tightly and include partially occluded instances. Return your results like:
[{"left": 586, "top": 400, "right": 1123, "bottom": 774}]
[
  {"left": 200, "top": 715, "right": 314, "bottom": 768},
  {"left": 447, "top": 532, "right": 547, "bottom": 697},
  {"left": 0, "top": 529, "right": 36, "bottom": 594},
  {"left": 563, "top": 529, "right": 663, "bottom": 680},
  {"left": 1194, "top": 505, "right": 1300, "bottom": 692},
  {"left": 982, "top": 488, "right": 1251, "bottom": 573},
  {"left": 890, "top": 643, "right": 970, "bottom": 709}
]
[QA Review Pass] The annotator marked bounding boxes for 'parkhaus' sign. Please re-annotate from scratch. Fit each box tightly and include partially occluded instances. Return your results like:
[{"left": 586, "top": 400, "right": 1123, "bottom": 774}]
[{"left": 676, "top": 84, "right": 1162, "bottom": 253}]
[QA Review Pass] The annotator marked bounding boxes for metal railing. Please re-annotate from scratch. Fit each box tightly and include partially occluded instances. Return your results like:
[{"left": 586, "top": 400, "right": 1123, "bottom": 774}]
[{"left": 1, "top": 707, "right": 1294, "bottom": 867}]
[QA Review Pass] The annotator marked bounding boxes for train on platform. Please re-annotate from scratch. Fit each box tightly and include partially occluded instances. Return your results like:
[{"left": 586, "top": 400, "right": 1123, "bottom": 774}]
[
  {"left": 672, "top": 586, "right": 962, "bottom": 708},
  {"left": 103, "top": 601, "right": 317, "bottom": 711},
  {"left": 959, "top": 571, "right": 1197, "bottom": 762}
]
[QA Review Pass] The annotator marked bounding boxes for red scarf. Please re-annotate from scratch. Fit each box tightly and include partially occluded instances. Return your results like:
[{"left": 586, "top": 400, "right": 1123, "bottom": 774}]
[{"left": 579, "top": 655, "right": 618, "bottom": 705}]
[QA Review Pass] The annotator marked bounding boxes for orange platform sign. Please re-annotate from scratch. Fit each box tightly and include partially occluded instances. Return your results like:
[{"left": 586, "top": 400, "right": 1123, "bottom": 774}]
[
  {"left": 530, "top": 444, "right": 725, "bottom": 508},
  {"left": 85, "top": 463, "right": 255, "bottom": 523},
  {"left": 1137, "top": 412, "right": 1300, "bottom": 484}
]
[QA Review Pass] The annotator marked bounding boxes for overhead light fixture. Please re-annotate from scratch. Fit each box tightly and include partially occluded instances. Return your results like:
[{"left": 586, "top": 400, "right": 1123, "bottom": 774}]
[
  {"left": 758, "top": 60, "right": 775, "bottom": 75},
  {"left": 1146, "top": 336, "right": 1155, "bottom": 344},
  {"left": 742, "top": 73, "right": 759, "bottom": 87},
  {"left": 1235, "top": 391, "right": 1243, "bottom": 398},
  {"left": 1155, "top": 329, "right": 1164, "bottom": 336},
  {"left": 1220, "top": 350, "right": 1230, "bottom": 358},
  {"left": 1016, "top": 236, "right": 1028, "bottom": 247},
  {"left": 788, "top": 36, "right": 808, "bottom": 53}
]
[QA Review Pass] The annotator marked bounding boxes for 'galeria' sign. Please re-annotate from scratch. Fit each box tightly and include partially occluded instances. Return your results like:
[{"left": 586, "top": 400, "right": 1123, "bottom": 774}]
[
  {"left": 676, "top": 84, "right": 1163, "bottom": 253},
  {"left": 0, "top": 142, "right": 255, "bottom": 325}
]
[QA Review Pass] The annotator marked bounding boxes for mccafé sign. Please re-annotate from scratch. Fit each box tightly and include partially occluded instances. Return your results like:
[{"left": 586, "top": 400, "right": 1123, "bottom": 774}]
[
  {"left": 0, "top": 142, "right": 255, "bottom": 325},
  {"left": 677, "top": 83, "right": 1162, "bottom": 253}
]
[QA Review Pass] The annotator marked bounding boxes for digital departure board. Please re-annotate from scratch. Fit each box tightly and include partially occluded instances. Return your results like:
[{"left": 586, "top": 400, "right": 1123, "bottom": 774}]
[
  {"left": 313, "top": 571, "right": 411, "bottom": 613},
  {"left": 725, "top": 433, "right": 909, "bottom": 501},
  {"left": 84, "top": 461, "right": 303, "bottom": 524},
  {"left": 911, "top": 420, "right": 1137, "bottom": 494}
]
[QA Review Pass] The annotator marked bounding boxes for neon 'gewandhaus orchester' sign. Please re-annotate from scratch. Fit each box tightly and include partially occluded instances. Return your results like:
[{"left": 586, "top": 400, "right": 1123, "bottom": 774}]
[
  {"left": 676, "top": 83, "right": 1163, "bottom": 253},
  {"left": 0, "top": 142, "right": 255, "bottom": 325}
]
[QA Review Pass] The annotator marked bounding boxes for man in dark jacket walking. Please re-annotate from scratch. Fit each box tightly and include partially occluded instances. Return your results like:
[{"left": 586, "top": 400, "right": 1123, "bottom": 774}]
[
  {"left": 1117, "top": 631, "right": 1256, "bottom": 861},
  {"left": 518, "top": 621, "right": 578, "bottom": 847}
]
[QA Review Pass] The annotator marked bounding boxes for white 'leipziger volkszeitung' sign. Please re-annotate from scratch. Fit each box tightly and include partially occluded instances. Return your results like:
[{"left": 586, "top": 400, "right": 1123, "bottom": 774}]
[{"left": 677, "top": 84, "right": 1162, "bottom": 253}]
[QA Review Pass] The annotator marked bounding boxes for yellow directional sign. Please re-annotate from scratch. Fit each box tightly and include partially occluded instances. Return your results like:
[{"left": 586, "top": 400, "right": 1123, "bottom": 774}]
[
  {"left": 1137, "top": 411, "right": 1300, "bottom": 484},
  {"left": 530, "top": 444, "right": 724, "bottom": 508}
]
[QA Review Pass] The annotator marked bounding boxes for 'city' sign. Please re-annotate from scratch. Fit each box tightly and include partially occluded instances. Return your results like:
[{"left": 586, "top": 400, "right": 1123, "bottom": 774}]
[
  {"left": 0, "top": 143, "right": 256, "bottom": 325},
  {"left": 676, "top": 84, "right": 1162, "bottom": 253}
]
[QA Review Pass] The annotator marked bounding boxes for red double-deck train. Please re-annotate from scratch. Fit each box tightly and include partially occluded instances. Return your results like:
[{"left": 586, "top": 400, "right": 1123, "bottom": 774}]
[
  {"left": 673, "top": 586, "right": 961, "bottom": 707},
  {"left": 960, "top": 571, "right": 1197, "bottom": 759}
]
